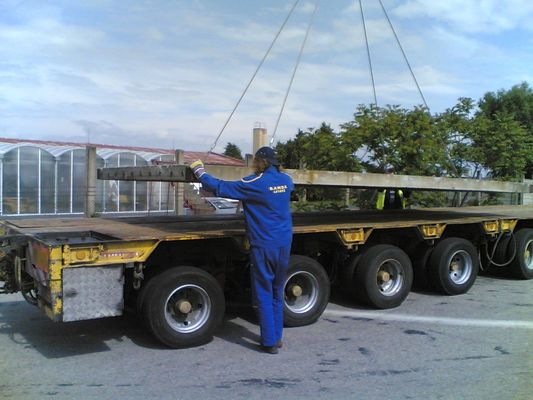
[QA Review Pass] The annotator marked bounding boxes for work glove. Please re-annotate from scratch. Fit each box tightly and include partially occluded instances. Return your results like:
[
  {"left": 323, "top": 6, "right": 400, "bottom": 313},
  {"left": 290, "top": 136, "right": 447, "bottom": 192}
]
[{"left": 190, "top": 159, "right": 206, "bottom": 179}]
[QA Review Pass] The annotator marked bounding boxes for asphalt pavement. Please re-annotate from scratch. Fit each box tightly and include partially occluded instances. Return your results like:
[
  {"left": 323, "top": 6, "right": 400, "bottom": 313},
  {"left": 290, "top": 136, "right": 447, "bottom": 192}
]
[{"left": 0, "top": 275, "right": 532, "bottom": 400}]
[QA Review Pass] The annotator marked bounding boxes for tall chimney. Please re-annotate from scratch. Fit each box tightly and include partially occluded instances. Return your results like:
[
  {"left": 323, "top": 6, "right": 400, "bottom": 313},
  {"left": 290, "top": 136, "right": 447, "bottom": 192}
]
[{"left": 253, "top": 122, "right": 268, "bottom": 154}]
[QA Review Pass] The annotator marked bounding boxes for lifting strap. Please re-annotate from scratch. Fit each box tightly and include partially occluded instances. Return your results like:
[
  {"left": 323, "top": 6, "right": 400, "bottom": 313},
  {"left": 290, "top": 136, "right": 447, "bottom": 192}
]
[
  {"left": 359, "top": 0, "right": 377, "bottom": 106},
  {"left": 271, "top": 0, "right": 320, "bottom": 145},
  {"left": 358, "top": 0, "right": 429, "bottom": 111},
  {"left": 207, "top": 0, "right": 301, "bottom": 157}
]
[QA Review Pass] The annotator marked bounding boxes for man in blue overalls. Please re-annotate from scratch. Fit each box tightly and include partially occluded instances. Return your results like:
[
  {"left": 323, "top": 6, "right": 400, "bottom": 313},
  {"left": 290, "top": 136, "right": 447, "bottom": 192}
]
[{"left": 190, "top": 147, "right": 294, "bottom": 354}]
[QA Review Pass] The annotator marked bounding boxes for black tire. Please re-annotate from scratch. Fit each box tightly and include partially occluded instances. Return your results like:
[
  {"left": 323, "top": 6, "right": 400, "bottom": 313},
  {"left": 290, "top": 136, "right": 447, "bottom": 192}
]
[
  {"left": 411, "top": 243, "right": 433, "bottom": 290},
  {"left": 339, "top": 253, "right": 362, "bottom": 302},
  {"left": 427, "top": 238, "right": 478, "bottom": 295},
  {"left": 355, "top": 244, "right": 413, "bottom": 309},
  {"left": 509, "top": 229, "right": 533, "bottom": 279},
  {"left": 142, "top": 266, "right": 225, "bottom": 348},
  {"left": 284, "top": 255, "right": 330, "bottom": 327},
  {"left": 21, "top": 287, "right": 38, "bottom": 306}
]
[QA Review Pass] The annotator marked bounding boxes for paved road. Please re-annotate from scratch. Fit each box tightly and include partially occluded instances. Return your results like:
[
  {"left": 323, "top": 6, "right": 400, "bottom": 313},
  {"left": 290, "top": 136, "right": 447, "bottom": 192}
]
[{"left": 1, "top": 275, "right": 532, "bottom": 400}]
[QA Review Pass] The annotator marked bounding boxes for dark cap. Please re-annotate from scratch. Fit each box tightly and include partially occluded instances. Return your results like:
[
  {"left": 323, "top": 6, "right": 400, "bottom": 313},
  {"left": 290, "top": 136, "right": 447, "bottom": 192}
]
[{"left": 255, "top": 146, "right": 280, "bottom": 166}]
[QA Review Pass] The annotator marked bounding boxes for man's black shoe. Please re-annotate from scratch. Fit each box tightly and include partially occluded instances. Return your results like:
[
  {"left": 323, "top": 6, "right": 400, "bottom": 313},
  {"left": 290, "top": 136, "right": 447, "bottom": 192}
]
[{"left": 260, "top": 345, "right": 279, "bottom": 354}]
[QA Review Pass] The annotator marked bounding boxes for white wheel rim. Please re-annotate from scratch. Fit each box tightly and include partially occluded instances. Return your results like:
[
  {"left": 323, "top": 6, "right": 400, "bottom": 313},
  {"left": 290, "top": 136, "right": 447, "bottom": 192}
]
[
  {"left": 164, "top": 284, "right": 211, "bottom": 333},
  {"left": 377, "top": 258, "right": 404, "bottom": 296},
  {"left": 524, "top": 239, "right": 533, "bottom": 271},
  {"left": 284, "top": 271, "right": 319, "bottom": 314},
  {"left": 447, "top": 250, "right": 472, "bottom": 285}
]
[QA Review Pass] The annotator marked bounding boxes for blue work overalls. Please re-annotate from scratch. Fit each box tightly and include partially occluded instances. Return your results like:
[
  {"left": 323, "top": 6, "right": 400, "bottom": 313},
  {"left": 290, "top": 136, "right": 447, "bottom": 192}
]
[{"left": 199, "top": 166, "right": 294, "bottom": 346}]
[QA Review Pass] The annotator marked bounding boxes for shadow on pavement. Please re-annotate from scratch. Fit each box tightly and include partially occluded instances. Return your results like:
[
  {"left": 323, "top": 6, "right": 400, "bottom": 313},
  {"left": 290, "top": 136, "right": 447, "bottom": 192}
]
[
  {"left": 216, "top": 317, "right": 260, "bottom": 351},
  {"left": 0, "top": 297, "right": 165, "bottom": 358}
]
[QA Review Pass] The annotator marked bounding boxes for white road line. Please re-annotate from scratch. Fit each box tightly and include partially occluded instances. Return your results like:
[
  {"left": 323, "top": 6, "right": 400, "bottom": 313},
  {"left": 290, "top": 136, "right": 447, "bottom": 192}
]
[{"left": 323, "top": 309, "right": 533, "bottom": 329}]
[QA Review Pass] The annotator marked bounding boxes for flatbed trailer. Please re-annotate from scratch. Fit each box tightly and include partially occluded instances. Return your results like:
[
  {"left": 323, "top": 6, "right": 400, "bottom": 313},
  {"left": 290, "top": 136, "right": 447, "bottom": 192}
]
[{"left": 1, "top": 205, "right": 533, "bottom": 347}]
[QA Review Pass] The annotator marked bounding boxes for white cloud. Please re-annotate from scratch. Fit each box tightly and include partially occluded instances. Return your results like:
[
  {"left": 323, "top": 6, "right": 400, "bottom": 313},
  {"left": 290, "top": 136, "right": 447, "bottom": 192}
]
[
  {"left": 393, "top": 0, "right": 533, "bottom": 33},
  {"left": 0, "top": 0, "right": 531, "bottom": 153}
]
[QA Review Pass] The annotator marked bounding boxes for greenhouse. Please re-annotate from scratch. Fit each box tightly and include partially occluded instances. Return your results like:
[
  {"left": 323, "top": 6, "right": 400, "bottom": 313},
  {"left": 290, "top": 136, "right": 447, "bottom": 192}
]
[{"left": 0, "top": 139, "right": 180, "bottom": 216}]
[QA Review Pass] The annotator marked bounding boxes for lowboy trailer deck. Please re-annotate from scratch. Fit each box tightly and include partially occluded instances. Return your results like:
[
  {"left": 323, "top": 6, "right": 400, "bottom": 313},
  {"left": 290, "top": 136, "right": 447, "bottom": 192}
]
[{"left": 1, "top": 205, "right": 533, "bottom": 347}]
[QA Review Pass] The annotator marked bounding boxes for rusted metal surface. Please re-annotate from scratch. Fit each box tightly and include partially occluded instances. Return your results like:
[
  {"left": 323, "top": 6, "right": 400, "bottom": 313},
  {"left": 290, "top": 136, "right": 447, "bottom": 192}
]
[{"left": 97, "top": 165, "right": 533, "bottom": 193}]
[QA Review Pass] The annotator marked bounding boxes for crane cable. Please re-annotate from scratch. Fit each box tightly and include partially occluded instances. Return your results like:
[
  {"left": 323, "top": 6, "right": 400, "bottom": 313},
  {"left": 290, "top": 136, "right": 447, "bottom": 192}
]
[
  {"left": 206, "top": 0, "right": 301, "bottom": 160},
  {"left": 359, "top": 0, "right": 377, "bottom": 107},
  {"left": 270, "top": 0, "right": 320, "bottom": 146},
  {"left": 377, "top": 0, "right": 429, "bottom": 110}
]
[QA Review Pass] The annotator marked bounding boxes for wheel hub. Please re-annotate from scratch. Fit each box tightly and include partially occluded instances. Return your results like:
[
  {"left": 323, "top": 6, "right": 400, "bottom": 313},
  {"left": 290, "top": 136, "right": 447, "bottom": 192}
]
[
  {"left": 289, "top": 284, "right": 303, "bottom": 297},
  {"left": 378, "top": 271, "right": 391, "bottom": 282},
  {"left": 375, "top": 258, "right": 404, "bottom": 297},
  {"left": 284, "top": 270, "right": 320, "bottom": 314},
  {"left": 175, "top": 300, "right": 192, "bottom": 314},
  {"left": 447, "top": 250, "right": 472, "bottom": 285}
]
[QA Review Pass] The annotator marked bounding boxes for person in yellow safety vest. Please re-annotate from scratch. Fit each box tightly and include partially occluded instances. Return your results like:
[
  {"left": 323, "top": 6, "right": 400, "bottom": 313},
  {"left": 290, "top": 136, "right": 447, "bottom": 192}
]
[
  {"left": 376, "top": 188, "right": 408, "bottom": 210},
  {"left": 376, "top": 166, "right": 410, "bottom": 210}
]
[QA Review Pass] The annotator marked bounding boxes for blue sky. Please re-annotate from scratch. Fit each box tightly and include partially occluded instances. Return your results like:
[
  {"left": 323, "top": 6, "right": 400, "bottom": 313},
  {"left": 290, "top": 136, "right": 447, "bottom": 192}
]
[{"left": 1, "top": 0, "right": 532, "bottom": 154}]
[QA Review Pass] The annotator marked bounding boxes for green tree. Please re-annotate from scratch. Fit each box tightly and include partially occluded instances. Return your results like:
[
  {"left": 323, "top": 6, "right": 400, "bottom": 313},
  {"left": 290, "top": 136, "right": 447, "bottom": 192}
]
[
  {"left": 478, "top": 82, "right": 533, "bottom": 129},
  {"left": 470, "top": 113, "right": 531, "bottom": 180},
  {"left": 275, "top": 130, "right": 307, "bottom": 169},
  {"left": 276, "top": 123, "right": 360, "bottom": 172},
  {"left": 439, "top": 94, "right": 533, "bottom": 182},
  {"left": 223, "top": 142, "right": 243, "bottom": 160},
  {"left": 477, "top": 82, "right": 533, "bottom": 177},
  {"left": 340, "top": 104, "right": 449, "bottom": 176},
  {"left": 276, "top": 123, "right": 360, "bottom": 206},
  {"left": 435, "top": 97, "right": 478, "bottom": 178}
]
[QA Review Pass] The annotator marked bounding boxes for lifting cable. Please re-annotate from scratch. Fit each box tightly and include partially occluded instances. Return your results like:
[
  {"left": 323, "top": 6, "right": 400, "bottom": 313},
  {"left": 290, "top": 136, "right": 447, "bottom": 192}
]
[
  {"left": 358, "top": 0, "right": 377, "bottom": 107},
  {"left": 375, "top": 1, "right": 460, "bottom": 176},
  {"left": 357, "top": 0, "right": 429, "bottom": 111},
  {"left": 270, "top": 0, "right": 320, "bottom": 146},
  {"left": 377, "top": 0, "right": 429, "bottom": 110},
  {"left": 206, "top": 0, "right": 301, "bottom": 158}
]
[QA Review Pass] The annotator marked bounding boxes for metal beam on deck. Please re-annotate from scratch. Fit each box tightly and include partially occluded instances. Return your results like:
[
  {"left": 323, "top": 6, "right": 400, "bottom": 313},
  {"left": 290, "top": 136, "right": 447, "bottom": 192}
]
[{"left": 97, "top": 165, "right": 533, "bottom": 193}]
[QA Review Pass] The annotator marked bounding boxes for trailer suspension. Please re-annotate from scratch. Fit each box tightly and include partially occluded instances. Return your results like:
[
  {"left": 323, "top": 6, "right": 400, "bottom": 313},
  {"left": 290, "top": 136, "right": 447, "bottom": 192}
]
[
  {"left": 481, "top": 232, "right": 517, "bottom": 270},
  {"left": 133, "top": 263, "right": 145, "bottom": 290},
  {"left": 0, "top": 250, "right": 17, "bottom": 293}
]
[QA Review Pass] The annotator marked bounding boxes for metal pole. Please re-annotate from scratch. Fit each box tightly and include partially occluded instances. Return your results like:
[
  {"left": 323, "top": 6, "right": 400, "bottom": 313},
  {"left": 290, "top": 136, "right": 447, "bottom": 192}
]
[
  {"left": 117, "top": 154, "right": 121, "bottom": 212},
  {"left": 133, "top": 155, "right": 137, "bottom": 212},
  {"left": 345, "top": 188, "right": 350, "bottom": 207},
  {"left": 38, "top": 149, "right": 41, "bottom": 214},
  {"left": 17, "top": 148, "right": 20, "bottom": 215},
  {"left": 158, "top": 181, "right": 162, "bottom": 211},
  {"left": 70, "top": 151, "right": 73, "bottom": 214},
  {"left": 245, "top": 154, "right": 254, "bottom": 167},
  {"left": 102, "top": 159, "right": 107, "bottom": 213},
  {"left": 54, "top": 157, "right": 58, "bottom": 214},
  {"left": 0, "top": 156, "right": 3, "bottom": 215},
  {"left": 175, "top": 149, "right": 185, "bottom": 215},
  {"left": 85, "top": 145, "right": 97, "bottom": 217}
]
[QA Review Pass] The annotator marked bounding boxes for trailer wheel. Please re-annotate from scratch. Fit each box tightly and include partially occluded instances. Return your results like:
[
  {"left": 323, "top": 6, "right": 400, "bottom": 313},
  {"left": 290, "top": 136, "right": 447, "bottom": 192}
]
[
  {"left": 428, "top": 238, "right": 478, "bottom": 295},
  {"left": 142, "top": 266, "right": 225, "bottom": 348},
  {"left": 411, "top": 243, "right": 433, "bottom": 289},
  {"left": 509, "top": 229, "right": 533, "bottom": 279},
  {"left": 340, "top": 253, "right": 362, "bottom": 302},
  {"left": 355, "top": 244, "right": 413, "bottom": 309},
  {"left": 284, "top": 255, "right": 330, "bottom": 327},
  {"left": 21, "top": 286, "right": 38, "bottom": 306}
]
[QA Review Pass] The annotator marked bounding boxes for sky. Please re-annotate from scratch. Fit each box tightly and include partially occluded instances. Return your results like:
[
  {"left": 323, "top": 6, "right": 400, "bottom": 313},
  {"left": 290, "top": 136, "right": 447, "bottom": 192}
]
[{"left": 1, "top": 0, "right": 532, "bottom": 155}]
